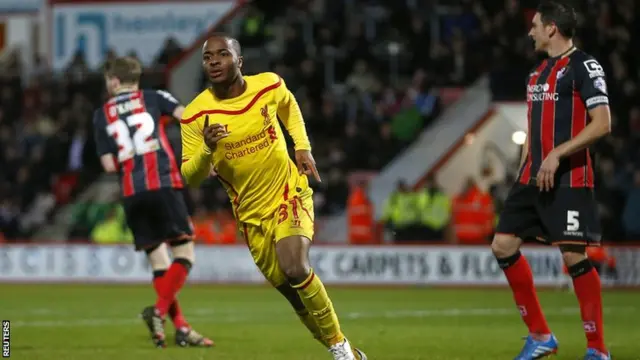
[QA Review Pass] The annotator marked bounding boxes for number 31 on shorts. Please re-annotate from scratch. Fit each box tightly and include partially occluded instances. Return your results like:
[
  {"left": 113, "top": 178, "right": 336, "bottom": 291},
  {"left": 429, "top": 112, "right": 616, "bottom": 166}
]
[{"left": 277, "top": 199, "right": 302, "bottom": 227}]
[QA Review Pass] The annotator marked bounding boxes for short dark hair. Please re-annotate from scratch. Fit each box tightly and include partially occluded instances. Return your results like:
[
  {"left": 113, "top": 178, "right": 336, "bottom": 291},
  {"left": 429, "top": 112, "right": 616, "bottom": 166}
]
[
  {"left": 209, "top": 33, "right": 242, "bottom": 56},
  {"left": 104, "top": 56, "right": 142, "bottom": 84},
  {"left": 537, "top": 1, "right": 578, "bottom": 38}
]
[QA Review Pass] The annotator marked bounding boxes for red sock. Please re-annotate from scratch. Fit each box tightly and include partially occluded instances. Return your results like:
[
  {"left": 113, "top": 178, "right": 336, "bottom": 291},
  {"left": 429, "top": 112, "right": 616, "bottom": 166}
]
[
  {"left": 169, "top": 301, "right": 189, "bottom": 330},
  {"left": 501, "top": 253, "right": 551, "bottom": 335},
  {"left": 155, "top": 261, "right": 190, "bottom": 317},
  {"left": 152, "top": 275, "right": 190, "bottom": 329},
  {"left": 572, "top": 266, "right": 606, "bottom": 353}
]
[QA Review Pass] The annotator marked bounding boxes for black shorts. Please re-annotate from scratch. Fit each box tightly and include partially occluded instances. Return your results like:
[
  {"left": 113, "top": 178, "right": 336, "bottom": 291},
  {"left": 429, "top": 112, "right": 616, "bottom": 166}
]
[
  {"left": 123, "top": 188, "right": 193, "bottom": 251},
  {"left": 496, "top": 183, "right": 601, "bottom": 246}
]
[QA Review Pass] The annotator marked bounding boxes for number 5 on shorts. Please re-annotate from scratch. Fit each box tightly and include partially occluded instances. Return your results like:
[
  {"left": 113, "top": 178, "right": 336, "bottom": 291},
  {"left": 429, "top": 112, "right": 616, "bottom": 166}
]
[{"left": 566, "top": 210, "right": 580, "bottom": 231}]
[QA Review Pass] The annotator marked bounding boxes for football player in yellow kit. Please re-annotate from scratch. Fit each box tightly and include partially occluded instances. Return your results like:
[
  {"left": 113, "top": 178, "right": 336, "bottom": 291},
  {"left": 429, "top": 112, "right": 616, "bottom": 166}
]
[{"left": 180, "top": 34, "right": 367, "bottom": 360}]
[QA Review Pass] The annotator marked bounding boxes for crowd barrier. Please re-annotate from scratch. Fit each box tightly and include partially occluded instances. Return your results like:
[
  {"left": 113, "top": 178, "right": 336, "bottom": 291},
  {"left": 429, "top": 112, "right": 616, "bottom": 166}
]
[{"left": 0, "top": 244, "right": 637, "bottom": 287}]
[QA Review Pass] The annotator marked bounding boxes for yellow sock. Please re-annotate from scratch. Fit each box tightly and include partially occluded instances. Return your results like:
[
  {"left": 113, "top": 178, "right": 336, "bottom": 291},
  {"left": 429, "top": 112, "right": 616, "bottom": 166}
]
[
  {"left": 292, "top": 270, "right": 345, "bottom": 346},
  {"left": 295, "top": 308, "right": 329, "bottom": 348}
]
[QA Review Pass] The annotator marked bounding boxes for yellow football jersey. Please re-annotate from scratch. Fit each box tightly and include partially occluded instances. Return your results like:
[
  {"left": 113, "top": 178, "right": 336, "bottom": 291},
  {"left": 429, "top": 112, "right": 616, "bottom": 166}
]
[{"left": 180, "top": 72, "right": 312, "bottom": 225}]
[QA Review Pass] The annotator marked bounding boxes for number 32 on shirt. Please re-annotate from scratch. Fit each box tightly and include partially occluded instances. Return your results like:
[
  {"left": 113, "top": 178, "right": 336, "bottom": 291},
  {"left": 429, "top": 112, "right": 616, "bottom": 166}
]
[{"left": 107, "top": 112, "right": 160, "bottom": 162}]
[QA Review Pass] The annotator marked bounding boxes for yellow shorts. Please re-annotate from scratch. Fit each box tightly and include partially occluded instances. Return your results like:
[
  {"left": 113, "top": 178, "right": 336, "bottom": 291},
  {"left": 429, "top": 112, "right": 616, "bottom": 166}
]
[{"left": 241, "top": 187, "right": 315, "bottom": 287}]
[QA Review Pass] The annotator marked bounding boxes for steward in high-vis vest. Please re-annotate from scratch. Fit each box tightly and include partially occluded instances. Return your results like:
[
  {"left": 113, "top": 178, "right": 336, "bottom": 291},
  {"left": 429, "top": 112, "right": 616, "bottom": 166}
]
[
  {"left": 416, "top": 177, "right": 451, "bottom": 241},
  {"left": 347, "top": 182, "right": 374, "bottom": 244},
  {"left": 452, "top": 177, "right": 494, "bottom": 244},
  {"left": 382, "top": 180, "right": 420, "bottom": 242}
]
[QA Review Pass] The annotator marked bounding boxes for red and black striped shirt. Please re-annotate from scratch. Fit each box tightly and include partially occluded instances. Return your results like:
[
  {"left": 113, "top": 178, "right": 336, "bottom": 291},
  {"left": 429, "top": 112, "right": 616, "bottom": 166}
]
[
  {"left": 93, "top": 89, "right": 184, "bottom": 197},
  {"left": 519, "top": 49, "right": 609, "bottom": 188}
]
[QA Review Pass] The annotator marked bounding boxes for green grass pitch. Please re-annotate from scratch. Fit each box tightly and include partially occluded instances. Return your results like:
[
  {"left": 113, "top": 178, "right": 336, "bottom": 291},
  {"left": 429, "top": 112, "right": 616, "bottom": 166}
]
[{"left": 2, "top": 285, "right": 638, "bottom": 359}]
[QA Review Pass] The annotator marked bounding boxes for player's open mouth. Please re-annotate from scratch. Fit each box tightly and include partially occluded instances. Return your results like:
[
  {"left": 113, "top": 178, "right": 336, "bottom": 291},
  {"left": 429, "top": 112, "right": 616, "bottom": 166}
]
[{"left": 209, "top": 69, "right": 223, "bottom": 78}]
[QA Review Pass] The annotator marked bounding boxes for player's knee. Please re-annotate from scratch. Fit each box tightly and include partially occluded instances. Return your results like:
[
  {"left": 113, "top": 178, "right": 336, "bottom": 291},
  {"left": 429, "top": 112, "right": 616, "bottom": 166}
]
[
  {"left": 282, "top": 262, "right": 312, "bottom": 285},
  {"left": 153, "top": 269, "right": 167, "bottom": 279},
  {"left": 173, "top": 257, "right": 194, "bottom": 273},
  {"left": 491, "top": 234, "right": 521, "bottom": 258},
  {"left": 170, "top": 239, "right": 195, "bottom": 264},
  {"left": 145, "top": 243, "right": 172, "bottom": 270},
  {"left": 559, "top": 245, "right": 587, "bottom": 267},
  {"left": 275, "top": 236, "right": 313, "bottom": 284}
]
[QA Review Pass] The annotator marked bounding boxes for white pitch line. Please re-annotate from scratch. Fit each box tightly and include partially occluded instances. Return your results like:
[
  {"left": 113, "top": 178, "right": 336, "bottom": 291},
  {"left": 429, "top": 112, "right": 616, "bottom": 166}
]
[
  {"left": 345, "top": 306, "right": 634, "bottom": 319},
  {"left": 9, "top": 306, "right": 635, "bottom": 328}
]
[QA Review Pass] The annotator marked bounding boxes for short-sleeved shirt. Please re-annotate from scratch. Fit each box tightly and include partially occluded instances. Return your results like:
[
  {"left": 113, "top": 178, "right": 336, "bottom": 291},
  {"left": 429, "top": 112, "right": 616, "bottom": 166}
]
[{"left": 519, "top": 49, "right": 609, "bottom": 188}]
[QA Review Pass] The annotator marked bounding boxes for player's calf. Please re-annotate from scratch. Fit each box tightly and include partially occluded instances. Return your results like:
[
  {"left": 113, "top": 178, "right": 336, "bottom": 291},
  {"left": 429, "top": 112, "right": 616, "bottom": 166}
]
[
  {"left": 492, "top": 234, "right": 552, "bottom": 340},
  {"left": 152, "top": 270, "right": 189, "bottom": 329},
  {"left": 276, "top": 235, "right": 361, "bottom": 359},
  {"left": 560, "top": 245, "right": 608, "bottom": 356},
  {"left": 154, "top": 240, "right": 194, "bottom": 318},
  {"left": 142, "top": 244, "right": 171, "bottom": 347},
  {"left": 276, "top": 284, "right": 327, "bottom": 347}
]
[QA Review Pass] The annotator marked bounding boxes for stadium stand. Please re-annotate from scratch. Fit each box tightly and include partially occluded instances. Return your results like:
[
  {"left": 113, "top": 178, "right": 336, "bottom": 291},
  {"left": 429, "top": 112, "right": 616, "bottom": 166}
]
[{"left": 0, "top": 0, "right": 638, "bottom": 244}]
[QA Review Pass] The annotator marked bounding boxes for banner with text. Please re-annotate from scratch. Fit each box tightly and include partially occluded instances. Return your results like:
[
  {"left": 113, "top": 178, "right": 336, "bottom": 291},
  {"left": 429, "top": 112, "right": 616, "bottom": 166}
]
[
  {"left": 51, "top": 1, "right": 236, "bottom": 70},
  {"left": 0, "top": 245, "right": 636, "bottom": 286},
  {"left": 309, "top": 246, "right": 563, "bottom": 285}
]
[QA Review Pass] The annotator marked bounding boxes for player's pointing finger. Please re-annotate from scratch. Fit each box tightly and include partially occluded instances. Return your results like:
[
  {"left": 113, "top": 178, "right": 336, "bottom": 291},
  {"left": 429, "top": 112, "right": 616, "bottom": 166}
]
[
  {"left": 204, "top": 115, "right": 209, "bottom": 129},
  {"left": 309, "top": 162, "right": 322, "bottom": 183}
]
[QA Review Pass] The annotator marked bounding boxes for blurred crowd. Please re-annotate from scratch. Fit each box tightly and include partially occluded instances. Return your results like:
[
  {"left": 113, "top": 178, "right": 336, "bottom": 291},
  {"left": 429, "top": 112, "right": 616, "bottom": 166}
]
[
  {"left": 0, "top": 48, "right": 169, "bottom": 240},
  {"left": 2, "top": 0, "right": 640, "bottom": 244}
]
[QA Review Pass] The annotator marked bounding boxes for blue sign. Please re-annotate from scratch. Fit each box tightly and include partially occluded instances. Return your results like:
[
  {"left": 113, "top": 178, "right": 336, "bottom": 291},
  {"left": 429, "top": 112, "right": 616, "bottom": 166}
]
[
  {"left": 51, "top": 2, "right": 235, "bottom": 70},
  {"left": 0, "top": 0, "right": 43, "bottom": 13},
  {"left": 55, "top": 12, "right": 108, "bottom": 61}
]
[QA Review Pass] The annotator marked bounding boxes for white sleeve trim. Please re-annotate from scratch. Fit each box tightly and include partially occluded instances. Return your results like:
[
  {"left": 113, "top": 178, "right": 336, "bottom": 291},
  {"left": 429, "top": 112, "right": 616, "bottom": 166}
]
[{"left": 585, "top": 96, "right": 608, "bottom": 108}]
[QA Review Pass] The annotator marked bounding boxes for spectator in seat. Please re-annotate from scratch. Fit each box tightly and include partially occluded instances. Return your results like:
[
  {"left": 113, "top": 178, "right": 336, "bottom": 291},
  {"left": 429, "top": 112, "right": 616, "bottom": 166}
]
[
  {"left": 382, "top": 179, "right": 419, "bottom": 242},
  {"left": 416, "top": 175, "right": 451, "bottom": 242},
  {"left": 347, "top": 180, "right": 375, "bottom": 244},
  {"left": 0, "top": 197, "right": 22, "bottom": 240},
  {"left": 237, "top": 6, "right": 268, "bottom": 48},
  {"left": 452, "top": 177, "right": 494, "bottom": 244}
]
